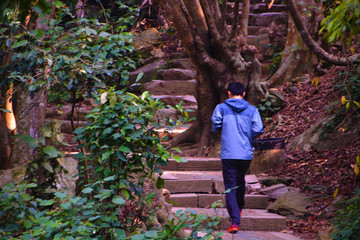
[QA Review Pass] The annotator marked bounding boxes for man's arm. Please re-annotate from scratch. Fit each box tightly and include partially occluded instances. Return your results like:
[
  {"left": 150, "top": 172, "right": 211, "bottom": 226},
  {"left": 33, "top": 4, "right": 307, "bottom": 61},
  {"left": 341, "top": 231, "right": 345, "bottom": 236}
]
[
  {"left": 251, "top": 109, "right": 264, "bottom": 139},
  {"left": 211, "top": 105, "right": 223, "bottom": 133}
]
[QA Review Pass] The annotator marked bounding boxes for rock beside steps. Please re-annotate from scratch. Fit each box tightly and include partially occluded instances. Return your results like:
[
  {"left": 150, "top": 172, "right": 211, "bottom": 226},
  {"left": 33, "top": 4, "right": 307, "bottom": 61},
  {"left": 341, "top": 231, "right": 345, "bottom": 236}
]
[{"left": 161, "top": 157, "right": 287, "bottom": 232}]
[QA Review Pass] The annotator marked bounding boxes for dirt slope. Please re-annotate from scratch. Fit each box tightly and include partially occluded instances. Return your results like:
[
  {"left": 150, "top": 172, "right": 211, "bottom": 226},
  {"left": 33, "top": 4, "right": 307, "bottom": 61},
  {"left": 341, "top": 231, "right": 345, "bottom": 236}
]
[{"left": 261, "top": 65, "right": 360, "bottom": 238}]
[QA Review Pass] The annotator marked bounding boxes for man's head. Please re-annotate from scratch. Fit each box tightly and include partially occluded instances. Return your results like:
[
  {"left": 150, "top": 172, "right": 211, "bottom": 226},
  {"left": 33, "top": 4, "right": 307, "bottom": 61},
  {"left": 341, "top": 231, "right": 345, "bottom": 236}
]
[{"left": 227, "top": 82, "right": 245, "bottom": 97}]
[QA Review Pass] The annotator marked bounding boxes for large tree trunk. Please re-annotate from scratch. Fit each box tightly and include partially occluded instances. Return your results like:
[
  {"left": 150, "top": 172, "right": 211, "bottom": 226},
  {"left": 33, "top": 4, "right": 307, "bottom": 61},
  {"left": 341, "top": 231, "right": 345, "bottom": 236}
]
[
  {"left": 156, "top": 0, "right": 264, "bottom": 155},
  {"left": 0, "top": 8, "right": 48, "bottom": 169},
  {"left": 267, "top": 0, "right": 320, "bottom": 87}
]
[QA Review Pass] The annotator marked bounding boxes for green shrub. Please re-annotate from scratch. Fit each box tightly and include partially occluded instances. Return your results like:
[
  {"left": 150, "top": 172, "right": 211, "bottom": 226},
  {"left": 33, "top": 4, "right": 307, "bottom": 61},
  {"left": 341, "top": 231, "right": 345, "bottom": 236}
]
[{"left": 331, "top": 188, "right": 360, "bottom": 240}]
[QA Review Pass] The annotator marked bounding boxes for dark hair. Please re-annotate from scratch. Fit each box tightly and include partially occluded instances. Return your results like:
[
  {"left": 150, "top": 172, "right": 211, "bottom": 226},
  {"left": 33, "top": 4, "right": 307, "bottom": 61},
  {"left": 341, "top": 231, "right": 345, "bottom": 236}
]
[{"left": 227, "top": 82, "right": 244, "bottom": 96}]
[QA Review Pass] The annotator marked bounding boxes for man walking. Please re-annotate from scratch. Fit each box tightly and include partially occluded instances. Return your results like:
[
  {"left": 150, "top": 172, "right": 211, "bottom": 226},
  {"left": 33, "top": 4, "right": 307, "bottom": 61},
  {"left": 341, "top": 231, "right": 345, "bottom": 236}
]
[{"left": 211, "top": 82, "right": 263, "bottom": 233}]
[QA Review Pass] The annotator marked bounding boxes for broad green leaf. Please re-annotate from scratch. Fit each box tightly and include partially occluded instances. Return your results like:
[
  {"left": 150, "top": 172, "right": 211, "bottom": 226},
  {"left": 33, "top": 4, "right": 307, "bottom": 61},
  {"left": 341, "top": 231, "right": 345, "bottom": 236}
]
[
  {"left": 6, "top": 39, "right": 11, "bottom": 48},
  {"left": 83, "top": 65, "right": 93, "bottom": 74},
  {"left": 39, "top": 199, "right": 55, "bottom": 206},
  {"left": 12, "top": 40, "right": 28, "bottom": 49},
  {"left": 109, "top": 94, "right": 117, "bottom": 108},
  {"left": 60, "top": 202, "right": 71, "bottom": 210},
  {"left": 122, "top": 189, "right": 130, "bottom": 199},
  {"left": 127, "top": 92, "right": 139, "bottom": 100},
  {"left": 112, "top": 196, "right": 126, "bottom": 205},
  {"left": 119, "top": 145, "right": 131, "bottom": 153},
  {"left": 357, "top": 155, "right": 360, "bottom": 165},
  {"left": 99, "top": 31, "right": 111, "bottom": 38},
  {"left": 156, "top": 177, "right": 164, "bottom": 189},
  {"left": 23, "top": 219, "right": 33, "bottom": 229},
  {"left": 42, "top": 145, "right": 59, "bottom": 158},
  {"left": 135, "top": 72, "right": 144, "bottom": 82},
  {"left": 131, "top": 234, "right": 145, "bottom": 240},
  {"left": 21, "top": 135, "right": 39, "bottom": 149},
  {"left": 104, "top": 176, "right": 115, "bottom": 181},
  {"left": 173, "top": 156, "right": 187, "bottom": 163},
  {"left": 354, "top": 101, "right": 360, "bottom": 108},
  {"left": 144, "top": 231, "right": 158, "bottom": 238},
  {"left": 82, "top": 187, "right": 94, "bottom": 194},
  {"left": 54, "top": 191, "right": 67, "bottom": 200},
  {"left": 41, "top": 162, "right": 54, "bottom": 173},
  {"left": 141, "top": 91, "right": 150, "bottom": 100}
]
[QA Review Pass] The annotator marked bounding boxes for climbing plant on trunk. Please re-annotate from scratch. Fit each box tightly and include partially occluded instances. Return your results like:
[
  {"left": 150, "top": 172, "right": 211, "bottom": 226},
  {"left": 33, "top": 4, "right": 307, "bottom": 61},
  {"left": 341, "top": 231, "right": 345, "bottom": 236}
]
[{"left": 155, "top": 0, "right": 266, "bottom": 155}]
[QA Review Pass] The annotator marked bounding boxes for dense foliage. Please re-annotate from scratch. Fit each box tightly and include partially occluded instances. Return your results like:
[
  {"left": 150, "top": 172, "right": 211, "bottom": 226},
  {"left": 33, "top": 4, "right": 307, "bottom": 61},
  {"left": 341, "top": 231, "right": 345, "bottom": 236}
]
[
  {"left": 331, "top": 189, "right": 360, "bottom": 240},
  {"left": 0, "top": 89, "right": 222, "bottom": 239}
]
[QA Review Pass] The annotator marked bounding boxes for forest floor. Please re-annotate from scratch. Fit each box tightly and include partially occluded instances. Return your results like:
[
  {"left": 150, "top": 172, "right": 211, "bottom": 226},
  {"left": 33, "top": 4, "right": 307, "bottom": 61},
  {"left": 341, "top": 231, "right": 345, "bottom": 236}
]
[{"left": 260, "top": 65, "right": 360, "bottom": 239}]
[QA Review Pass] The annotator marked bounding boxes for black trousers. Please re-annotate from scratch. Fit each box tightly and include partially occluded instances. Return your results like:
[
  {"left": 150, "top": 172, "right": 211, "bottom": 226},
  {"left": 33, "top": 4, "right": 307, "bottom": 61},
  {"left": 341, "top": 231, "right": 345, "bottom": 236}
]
[{"left": 222, "top": 159, "right": 251, "bottom": 225}]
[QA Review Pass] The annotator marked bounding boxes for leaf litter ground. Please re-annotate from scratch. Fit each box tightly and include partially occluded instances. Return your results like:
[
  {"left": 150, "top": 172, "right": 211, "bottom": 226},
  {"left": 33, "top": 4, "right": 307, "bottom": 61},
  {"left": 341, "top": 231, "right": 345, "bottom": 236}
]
[{"left": 261, "top": 65, "right": 360, "bottom": 239}]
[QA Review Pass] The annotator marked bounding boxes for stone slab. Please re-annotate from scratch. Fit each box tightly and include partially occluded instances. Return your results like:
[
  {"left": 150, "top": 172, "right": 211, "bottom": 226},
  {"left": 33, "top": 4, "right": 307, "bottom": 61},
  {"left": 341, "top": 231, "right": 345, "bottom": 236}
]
[
  {"left": 214, "top": 179, "right": 225, "bottom": 194},
  {"left": 197, "top": 194, "right": 268, "bottom": 209},
  {"left": 157, "top": 68, "right": 196, "bottom": 80},
  {"left": 164, "top": 179, "right": 213, "bottom": 193},
  {"left": 144, "top": 79, "right": 196, "bottom": 95},
  {"left": 162, "top": 158, "right": 222, "bottom": 171},
  {"left": 170, "top": 193, "right": 198, "bottom": 207},
  {"left": 220, "top": 231, "right": 302, "bottom": 240},
  {"left": 198, "top": 194, "right": 226, "bottom": 208},
  {"left": 245, "top": 175, "right": 259, "bottom": 184},
  {"left": 172, "top": 207, "right": 286, "bottom": 232}
]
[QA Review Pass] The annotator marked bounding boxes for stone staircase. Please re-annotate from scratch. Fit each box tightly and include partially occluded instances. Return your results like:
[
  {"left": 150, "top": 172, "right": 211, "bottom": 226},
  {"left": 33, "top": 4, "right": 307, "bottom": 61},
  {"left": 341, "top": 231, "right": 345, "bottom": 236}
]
[
  {"left": 138, "top": 0, "right": 290, "bottom": 233},
  {"left": 161, "top": 157, "right": 287, "bottom": 232}
]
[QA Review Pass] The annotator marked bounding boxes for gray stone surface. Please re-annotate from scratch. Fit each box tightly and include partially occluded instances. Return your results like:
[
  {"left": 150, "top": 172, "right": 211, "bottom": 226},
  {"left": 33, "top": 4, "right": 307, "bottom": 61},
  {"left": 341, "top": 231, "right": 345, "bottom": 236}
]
[
  {"left": 170, "top": 193, "right": 198, "bottom": 207},
  {"left": 144, "top": 79, "right": 196, "bottom": 95},
  {"left": 151, "top": 95, "right": 197, "bottom": 106},
  {"left": 255, "top": 13, "right": 288, "bottom": 27},
  {"left": 129, "top": 59, "right": 167, "bottom": 84},
  {"left": 157, "top": 68, "right": 196, "bottom": 80},
  {"left": 221, "top": 231, "right": 302, "bottom": 240},
  {"left": 268, "top": 191, "right": 313, "bottom": 217},
  {"left": 260, "top": 183, "right": 288, "bottom": 199},
  {"left": 167, "top": 58, "right": 195, "bottom": 70},
  {"left": 172, "top": 207, "right": 287, "bottom": 232},
  {"left": 163, "top": 157, "right": 222, "bottom": 171},
  {"left": 289, "top": 114, "right": 360, "bottom": 151}
]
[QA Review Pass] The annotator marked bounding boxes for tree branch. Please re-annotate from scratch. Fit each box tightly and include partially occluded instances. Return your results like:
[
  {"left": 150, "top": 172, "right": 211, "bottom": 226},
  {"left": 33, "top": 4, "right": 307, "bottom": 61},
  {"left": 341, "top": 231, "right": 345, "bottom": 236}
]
[
  {"left": 230, "top": 0, "right": 240, "bottom": 39},
  {"left": 287, "top": 0, "right": 359, "bottom": 66}
]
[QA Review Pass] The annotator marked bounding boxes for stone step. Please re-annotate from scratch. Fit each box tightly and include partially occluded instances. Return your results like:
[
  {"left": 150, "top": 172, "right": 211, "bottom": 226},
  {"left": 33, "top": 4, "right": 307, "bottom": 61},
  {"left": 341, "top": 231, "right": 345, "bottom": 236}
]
[
  {"left": 154, "top": 107, "right": 197, "bottom": 123},
  {"left": 170, "top": 193, "right": 268, "bottom": 209},
  {"left": 163, "top": 171, "right": 222, "bottom": 193},
  {"left": 162, "top": 171, "right": 261, "bottom": 194},
  {"left": 220, "top": 230, "right": 302, "bottom": 240},
  {"left": 166, "top": 58, "right": 195, "bottom": 70},
  {"left": 144, "top": 80, "right": 196, "bottom": 95},
  {"left": 163, "top": 157, "right": 222, "bottom": 171},
  {"left": 157, "top": 68, "right": 196, "bottom": 80},
  {"left": 151, "top": 95, "right": 197, "bottom": 107},
  {"left": 226, "top": 12, "right": 287, "bottom": 27},
  {"left": 226, "top": 3, "right": 287, "bottom": 14},
  {"left": 45, "top": 119, "right": 87, "bottom": 134},
  {"left": 172, "top": 207, "right": 287, "bottom": 232},
  {"left": 46, "top": 105, "right": 93, "bottom": 121}
]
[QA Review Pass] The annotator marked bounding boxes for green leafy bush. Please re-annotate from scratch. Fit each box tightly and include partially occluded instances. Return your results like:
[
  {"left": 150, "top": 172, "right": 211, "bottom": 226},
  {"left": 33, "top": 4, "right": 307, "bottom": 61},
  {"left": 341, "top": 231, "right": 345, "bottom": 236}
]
[{"left": 331, "top": 189, "right": 360, "bottom": 240}]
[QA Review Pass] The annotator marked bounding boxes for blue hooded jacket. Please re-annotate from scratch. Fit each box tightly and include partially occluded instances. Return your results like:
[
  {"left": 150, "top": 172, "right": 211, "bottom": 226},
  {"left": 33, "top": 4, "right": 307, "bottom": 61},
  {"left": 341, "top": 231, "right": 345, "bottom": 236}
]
[{"left": 211, "top": 98, "right": 263, "bottom": 160}]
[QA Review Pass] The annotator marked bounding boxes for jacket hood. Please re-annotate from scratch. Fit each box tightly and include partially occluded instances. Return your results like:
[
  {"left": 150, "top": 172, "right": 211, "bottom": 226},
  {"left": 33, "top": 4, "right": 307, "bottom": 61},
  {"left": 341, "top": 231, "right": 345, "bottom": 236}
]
[{"left": 225, "top": 98, "right": 249, "bottom": 113}]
